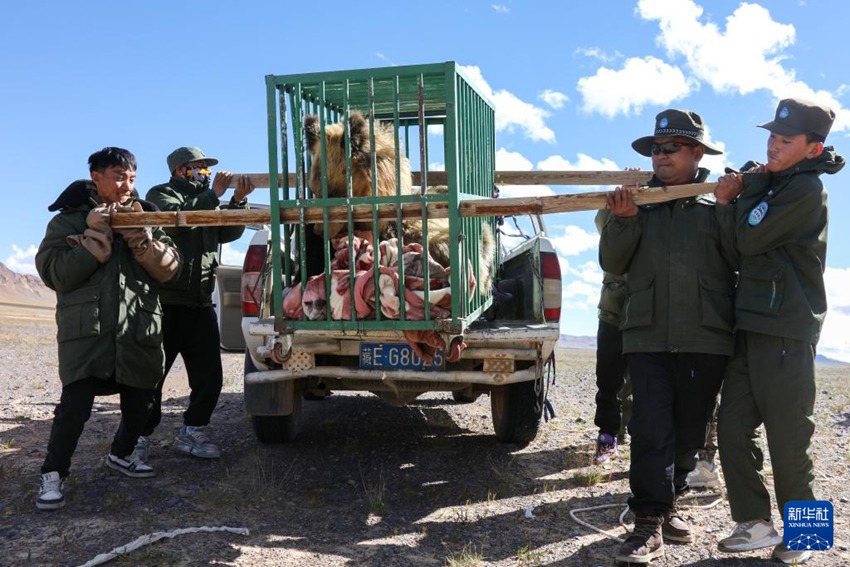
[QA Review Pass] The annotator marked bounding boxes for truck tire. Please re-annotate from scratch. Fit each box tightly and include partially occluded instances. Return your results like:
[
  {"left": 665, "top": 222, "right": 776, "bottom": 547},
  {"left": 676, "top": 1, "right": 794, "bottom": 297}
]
[
  {"left": 251, "top": 412, "right": 300, "bottom": 443},
  {"left": 452, "top": 388, "right": 481, "bottom": 404},
  {"left": 244, "top": 352, "right": 302, "bottom": 443},
  {"left": 490, "top": 376, "right": 544, "bottom": 445}
]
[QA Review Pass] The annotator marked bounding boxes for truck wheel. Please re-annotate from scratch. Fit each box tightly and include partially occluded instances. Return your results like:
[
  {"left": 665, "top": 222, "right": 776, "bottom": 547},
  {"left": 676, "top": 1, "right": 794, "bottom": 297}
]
[
  {"left": 244, "top": 351, "right": 302, "bottom": 443},
  {"left": 452, "top": 389, "right": 481, "bottom": 404},
  {"left": 251, "top": 412, "right": 300, "bottom": 443},
  {"left": 490, "top": 376, "right": 544, "bottom": 445}
]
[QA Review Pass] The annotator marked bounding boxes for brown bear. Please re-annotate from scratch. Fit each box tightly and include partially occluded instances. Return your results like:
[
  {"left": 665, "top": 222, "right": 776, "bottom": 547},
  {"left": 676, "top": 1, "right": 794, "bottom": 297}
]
[{"left": 304, "top": 110, "right": 494, "bottom": 296}]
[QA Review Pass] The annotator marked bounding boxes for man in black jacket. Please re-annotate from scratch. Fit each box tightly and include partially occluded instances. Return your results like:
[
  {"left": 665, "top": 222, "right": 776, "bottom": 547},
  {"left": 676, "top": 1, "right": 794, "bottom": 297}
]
[{"left": 139, "top": 147, "right": 254, "bottom": 459}]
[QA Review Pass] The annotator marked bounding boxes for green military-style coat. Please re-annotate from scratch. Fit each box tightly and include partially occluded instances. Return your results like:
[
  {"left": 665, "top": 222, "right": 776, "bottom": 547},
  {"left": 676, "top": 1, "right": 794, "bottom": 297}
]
[
  {"left": 595, "top": 209, "right": 626, "bottom": 326},
  {"left": 599, "top": 168, "right": 739, "bottom": 356},
  {"left": 734, "top": 147, "right": 845, "bottom": 344},
  {"left": 35, "top": 189, "right": 177, "bottom": 389},
  {"left": 146, "top": 176, "right": 247, "bottom": 308}
]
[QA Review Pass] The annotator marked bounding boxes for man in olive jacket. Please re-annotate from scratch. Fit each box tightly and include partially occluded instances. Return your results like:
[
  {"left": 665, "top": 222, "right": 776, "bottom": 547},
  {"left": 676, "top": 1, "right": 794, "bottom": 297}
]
[
  {"left": 600, "top": 109, "right": 738, "bottom": 564},
  {"left": 714, "top": 99, "right": 844, "bottom": 565},
  {"left": 35, "top": 147, "right": 181, "bottom": 510},
  {"left": 140, "top": 146, "right": 254, "bottom": 459}
]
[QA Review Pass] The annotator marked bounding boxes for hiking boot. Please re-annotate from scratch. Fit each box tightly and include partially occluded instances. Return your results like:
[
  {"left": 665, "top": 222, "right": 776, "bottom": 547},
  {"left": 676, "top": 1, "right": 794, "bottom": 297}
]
[
  {"left": 616, "top": 514, "right": 665, "bottom": 564},
  {"left": 662, "top": 509, "right": 694, "bottom": 543},
  {"left": 772, "top": 543, "right": 813, "bottom": 564},
  {"left": 718, "top": 519, "right": 782, "bottom": 552},
  {"left": 36, "top": 471, "right": 65, "bottom": 511},
  {"left": 105, "top": 453, "right": 155, "bottom": 478},
  {"left": 174, "top": 425, "right": 221, "bottom": 459},
  {"left": 593, "top": 432, "right": 618, "bottom": 465},
  {"left": 133, "top": 436, "right": 150, "bottom": 462},
  {"left": 686, "top": 459, "right": 722, "bottom": 489}
]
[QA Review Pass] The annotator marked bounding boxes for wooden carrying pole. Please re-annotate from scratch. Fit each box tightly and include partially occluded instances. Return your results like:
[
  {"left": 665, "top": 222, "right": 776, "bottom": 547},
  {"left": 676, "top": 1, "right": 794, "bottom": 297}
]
[{"left": 110, "top": 171, "right": 717, "bottom": 228}]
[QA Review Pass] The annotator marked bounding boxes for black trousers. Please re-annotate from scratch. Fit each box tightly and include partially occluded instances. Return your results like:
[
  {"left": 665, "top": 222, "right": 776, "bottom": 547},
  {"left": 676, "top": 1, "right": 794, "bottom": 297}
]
[
  {"left": 42, "top": 377, "right": 155, "bottom": 477},
  {"left": 626, "top": 352, "right": 726, "bottom": 515},
  {"left": 142, "top": 305, "right": 223, "bottom": 435},
  {"left": 594, "top": 320, "right": 630, "bottom": 435}
]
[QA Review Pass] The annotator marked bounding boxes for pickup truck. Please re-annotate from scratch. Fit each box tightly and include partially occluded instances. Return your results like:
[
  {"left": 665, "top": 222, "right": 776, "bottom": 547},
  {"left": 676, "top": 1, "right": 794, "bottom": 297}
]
[
  {"left": 234, "top": 62, "right": 563, "bottom": 445},
  {"left": 238, "top": 209, "right": 561, "bottom": 445}
]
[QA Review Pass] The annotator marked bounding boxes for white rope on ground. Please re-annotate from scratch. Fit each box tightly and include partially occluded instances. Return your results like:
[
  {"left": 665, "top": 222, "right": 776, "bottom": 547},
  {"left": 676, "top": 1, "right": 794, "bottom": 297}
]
[
  {"left": 76, "top": 525, "right": 250, "bottom": 567},
  {"left": 569, "top": 503, "right": 629, "bottom": 544},
  {"left": 570, "top": 490, "right": 724, "bottom": 544}
]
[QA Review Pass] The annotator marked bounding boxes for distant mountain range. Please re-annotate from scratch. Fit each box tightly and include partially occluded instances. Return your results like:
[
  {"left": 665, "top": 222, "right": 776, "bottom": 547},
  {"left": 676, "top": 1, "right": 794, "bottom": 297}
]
[
  {"left": 0, "top": 262, "right": 52, "bottom": 306},
  {"left": 558, "top": 335, "right": 596, "bottom": 351}
]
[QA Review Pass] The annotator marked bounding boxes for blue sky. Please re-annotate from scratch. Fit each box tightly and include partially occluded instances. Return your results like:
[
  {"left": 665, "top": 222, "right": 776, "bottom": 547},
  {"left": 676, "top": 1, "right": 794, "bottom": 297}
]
[{"left": 3, "top": 1, "right": 849, "bottom": 359}]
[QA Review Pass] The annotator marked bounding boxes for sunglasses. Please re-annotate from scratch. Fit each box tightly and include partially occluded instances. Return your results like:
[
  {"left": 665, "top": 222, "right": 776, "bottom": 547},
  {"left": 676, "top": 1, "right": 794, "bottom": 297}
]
[{"left": 650, "top": 142, "right": 696, "bottom": 156}]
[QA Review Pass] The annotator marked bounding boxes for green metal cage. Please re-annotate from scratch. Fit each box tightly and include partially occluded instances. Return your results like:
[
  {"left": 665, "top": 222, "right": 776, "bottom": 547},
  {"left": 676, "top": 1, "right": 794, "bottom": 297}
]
[{"left": 264, "top": 61, "right": 497, "bottom": 334}]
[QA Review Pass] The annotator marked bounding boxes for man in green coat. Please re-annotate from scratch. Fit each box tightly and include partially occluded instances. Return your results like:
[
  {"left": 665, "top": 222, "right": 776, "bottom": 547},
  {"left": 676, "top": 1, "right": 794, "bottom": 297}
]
[
  {"left": 139, "top": 147, "right": 254, "bottom": 459},
  {"left": 600, "top": 109, "right": 738, "bottom": 563},
  {"left": 715, "top": 98, "right": 844, "bottom": 565},
  {"left": 35, "top": 147, "right": 181, "bottom": 510}
]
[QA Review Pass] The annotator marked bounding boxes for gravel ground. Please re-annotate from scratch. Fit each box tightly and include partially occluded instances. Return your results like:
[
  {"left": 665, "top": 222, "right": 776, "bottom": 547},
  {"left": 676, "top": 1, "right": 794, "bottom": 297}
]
[{"left": 1, "top": 309, "right": 849, "bottom": 567}]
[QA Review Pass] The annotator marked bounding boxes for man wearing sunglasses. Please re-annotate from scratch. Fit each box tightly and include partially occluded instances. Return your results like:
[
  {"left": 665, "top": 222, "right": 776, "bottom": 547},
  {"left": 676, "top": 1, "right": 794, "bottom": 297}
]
[
  {"left": 600, "top": 109, "right": 738, "bottom": 564},
  {"left": 139, "top": 147, "right": 255, "bottom": 460}
]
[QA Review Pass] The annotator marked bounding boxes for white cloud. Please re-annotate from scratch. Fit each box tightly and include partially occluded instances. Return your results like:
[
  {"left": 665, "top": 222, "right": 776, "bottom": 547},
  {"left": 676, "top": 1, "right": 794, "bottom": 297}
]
[
  {"left": 460, "top": 65, "right": 556, "bottom": 142},
  {"left": 638, "top": 0, "right": 794, "bottom": 96},
  {"left": 563, "top": 278, "right": 597, "bottom": 299},
  {"left": 636, "top": 0, "right": 848, "bottom": 132},
  {"left": 550, "top": 225, "right": 598, "bottom": 257},
  {"left": 494, "top": 148, "right": 555, "bottom": 198},
  {"left": 561, "top": 276, "right": 599, "bottom": 319},
  {"left": 818, "top": 267, "right": 850, "bottom": 362},
  {"left": 537, "top": 154, "right": 623, "bottom": 193},
  {"left": 577, "top": 56, "right": 695, "bottom": 118},
  {"left": 220, "top": 242, "right": 246, "bottom": 267},
  {"left": 5, "top": 244, "right": 38, "bottom": 275},
  {"left": 495, "top": 148, "right": 533, "bottom": 170},
  {"left": 574, "top": 47, "right": 622, "bottom": 63},
  {"left": 538, "top": 153, "right": 620, "bottom": 172},
  {"left": 573, "top": 260, "right": 603, "bottom": 284},
  {"left": 498, "top": 185, "right": 555, "bottom": 199},
  {"left": 492, "top": 4, "right": 509, "bottom": 14},
  {"left": 539, "top": 89, "right": 569, "bottom": 109},
  {"left": 375, "top": 52, "right": 396, "bottom": 66}
]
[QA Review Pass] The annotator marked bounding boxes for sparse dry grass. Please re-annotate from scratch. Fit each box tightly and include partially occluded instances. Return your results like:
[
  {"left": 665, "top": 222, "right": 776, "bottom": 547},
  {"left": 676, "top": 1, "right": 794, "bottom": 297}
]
[
  {"left": 444, "top": 542, "right": 484, "bottom": 567},
  {"left": 359, "top": 462, "right": 387, "bottom": 515}
]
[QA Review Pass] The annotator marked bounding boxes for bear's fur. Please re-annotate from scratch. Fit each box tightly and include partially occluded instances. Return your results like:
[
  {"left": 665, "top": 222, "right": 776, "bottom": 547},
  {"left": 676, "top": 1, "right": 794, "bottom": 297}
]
[
  {"left": 304, "top": 111, "right": 411, "bottom": 240},
  {"left": 303, "top": 111, "right": 495, "bottom": 295}
]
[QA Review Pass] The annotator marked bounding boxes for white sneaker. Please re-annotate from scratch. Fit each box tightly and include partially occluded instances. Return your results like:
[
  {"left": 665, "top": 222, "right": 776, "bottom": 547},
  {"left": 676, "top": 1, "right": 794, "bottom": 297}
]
[
  {"left": 686, "top": 459, "right": 723, "bottom": 488},
  {"left": 36, "top": 471, "right": 65, "bottom": 510},
  {"left": 133, "top": 436, "right": 150, "bottom": 462},
  {"left": 105, "top": 452, "right": 155, "bottom": 478},
  {"left": 718, "top": 519, "right": 783, "bottom": 552},
  {"left": 772, "top": 543, "right": 813, "bottom": 564},
  {"left": 174, "top": 425, "right": 221, "bottom": 459}
]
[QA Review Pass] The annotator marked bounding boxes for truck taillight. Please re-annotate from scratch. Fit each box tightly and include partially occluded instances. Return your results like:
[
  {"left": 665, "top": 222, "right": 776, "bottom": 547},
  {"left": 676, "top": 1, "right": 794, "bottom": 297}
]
[
  {"left": 541, "top": 251, "right": 562, "bottom": 322},
  {"left": 242, "top": 243, "right": 267, "bottom": 316}
]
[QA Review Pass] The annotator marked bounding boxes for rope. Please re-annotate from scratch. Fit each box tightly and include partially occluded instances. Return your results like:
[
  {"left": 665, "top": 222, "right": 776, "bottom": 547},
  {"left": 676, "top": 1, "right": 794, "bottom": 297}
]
[
  {"left": 76, "top": 525, "right": 250, "bottom": 567},
  {"left": 569, "top": 490, "right": 724, "bottom": 544}
]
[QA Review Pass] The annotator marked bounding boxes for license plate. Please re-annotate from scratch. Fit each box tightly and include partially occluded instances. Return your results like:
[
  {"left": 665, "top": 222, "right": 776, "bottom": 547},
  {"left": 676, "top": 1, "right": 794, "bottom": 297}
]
[{"left": 359, "top": 342, "right": 446, "bottom": 371}]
